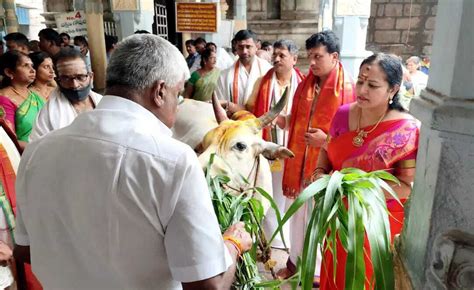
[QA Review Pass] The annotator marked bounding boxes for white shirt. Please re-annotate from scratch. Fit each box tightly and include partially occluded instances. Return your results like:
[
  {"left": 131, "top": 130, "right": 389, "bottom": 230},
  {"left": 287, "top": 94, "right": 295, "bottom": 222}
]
[
  {"left": 15, "top": 96, "right": 232, "bottom": 289},
  {"left": 215, "top": 56, "right": 272, "bottom": 105},
  {"left": 29, "top": 88, "right": 103, "bottom": 141}
]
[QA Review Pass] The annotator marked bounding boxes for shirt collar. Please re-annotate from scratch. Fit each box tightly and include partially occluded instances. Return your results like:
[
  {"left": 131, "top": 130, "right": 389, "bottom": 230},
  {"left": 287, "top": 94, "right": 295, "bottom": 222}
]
[{"left": 97, "top": 95, "right": 172, "bottom": 137}]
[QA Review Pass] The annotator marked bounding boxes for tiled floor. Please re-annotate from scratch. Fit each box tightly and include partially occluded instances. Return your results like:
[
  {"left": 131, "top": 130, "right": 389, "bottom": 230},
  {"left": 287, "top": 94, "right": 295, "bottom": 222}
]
[{"left": 257, "top": 248, "right": 319, "bottom": 289}]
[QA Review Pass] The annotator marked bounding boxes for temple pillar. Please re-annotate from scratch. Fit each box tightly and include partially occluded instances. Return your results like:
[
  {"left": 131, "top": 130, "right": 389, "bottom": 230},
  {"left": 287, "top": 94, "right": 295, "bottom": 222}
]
[
  {"left": 112, "top": 0, "right": 154, "bottom": 40},
  {"left": 85, "top": 0, "right": 107, "bottom": 92},
  {"left": 3, "top": 0, "right": 19, "bottom": 33},
  {"left": 399, "top": 0, "right": 474, "bottom": 288},
  {"left": 332, "top": 0, "right": 371, "bottom": 78},
  {"left": 280, "top": 0, "right": 318, "bottom": 20}
]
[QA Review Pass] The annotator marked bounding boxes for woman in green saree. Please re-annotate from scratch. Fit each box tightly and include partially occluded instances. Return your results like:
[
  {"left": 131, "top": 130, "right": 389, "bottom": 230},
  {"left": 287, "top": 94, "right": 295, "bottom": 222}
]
[
  {"left": 184, "top": 48, "right": 220, "bottom": 102},
  {"left": 0, "top": 51, "right": 45, "bottom": 150}
]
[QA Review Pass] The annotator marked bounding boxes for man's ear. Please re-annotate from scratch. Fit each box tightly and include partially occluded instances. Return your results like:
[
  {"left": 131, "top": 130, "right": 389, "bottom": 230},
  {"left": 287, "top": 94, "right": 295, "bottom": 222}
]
[{"left": 152, "top": 80, "right": 166, "bottom": 107}]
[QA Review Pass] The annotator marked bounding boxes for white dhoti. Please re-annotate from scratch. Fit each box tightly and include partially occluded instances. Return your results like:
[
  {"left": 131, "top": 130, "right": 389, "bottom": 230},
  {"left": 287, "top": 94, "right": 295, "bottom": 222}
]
[
  {"left": 286, "top": 198, "right": 322, "bottom": 277},
  {"left": 262, "top": 169, "right": 290, "bottom": 249}
]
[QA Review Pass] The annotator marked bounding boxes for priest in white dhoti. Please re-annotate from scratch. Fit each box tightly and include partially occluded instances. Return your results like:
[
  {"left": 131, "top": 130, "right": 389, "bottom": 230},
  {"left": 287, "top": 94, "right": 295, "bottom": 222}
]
[
  {"left": 215, "top": 30, "right": 272, "bottom": 114},
  {"left": 246, "top": 39, "right": 305, "bottom": 249},
  {"left": 30, "top": 49, "right": 102, "bottom": 141}
]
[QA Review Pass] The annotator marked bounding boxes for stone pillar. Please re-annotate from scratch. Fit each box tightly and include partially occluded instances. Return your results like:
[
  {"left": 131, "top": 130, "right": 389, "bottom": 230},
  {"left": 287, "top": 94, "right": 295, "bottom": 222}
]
[
  {"left": 85, "top": 0, "right": 107, "bottom": 92},
  {"left": 233, "top": 0, "right": 247, "bottom": 30},
  {"left": 319, "top": 0, "right": 334, "bottom": 31},
  {"left": 281, "top": 0, "right": 318, "bottom": 20},
  {"left": 332, "top": 0, "right": 372, "bottom": 78},
  {"left": 112, "top": 0, "right": 154, "bottom": 40},
  {"left": 399, "top": 0, "right": 474, "bottom": 289},
  {"left": 3, "top": 0, "right": 19, "bottom": 33}
]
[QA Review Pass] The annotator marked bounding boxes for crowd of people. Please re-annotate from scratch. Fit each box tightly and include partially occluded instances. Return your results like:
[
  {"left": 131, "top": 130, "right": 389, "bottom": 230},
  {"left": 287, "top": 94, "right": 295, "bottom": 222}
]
[
  {"left": 0, "top": 25, "right": 428, "bottom": 289},
  {"left": 180, "top": 29, "right": 424, "bottom": 288}
]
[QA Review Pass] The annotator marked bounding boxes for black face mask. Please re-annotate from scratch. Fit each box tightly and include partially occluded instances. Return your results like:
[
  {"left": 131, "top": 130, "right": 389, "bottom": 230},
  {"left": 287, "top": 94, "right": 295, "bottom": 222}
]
[{"left": 59, "top": 83, "right": 92, "bottom": 103}]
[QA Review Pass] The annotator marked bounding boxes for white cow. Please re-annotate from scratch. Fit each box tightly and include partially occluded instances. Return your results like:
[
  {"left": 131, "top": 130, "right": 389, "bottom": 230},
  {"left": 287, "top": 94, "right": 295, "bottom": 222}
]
[{"left": 172, "top": 93, "right": 294, "bottom": 209}]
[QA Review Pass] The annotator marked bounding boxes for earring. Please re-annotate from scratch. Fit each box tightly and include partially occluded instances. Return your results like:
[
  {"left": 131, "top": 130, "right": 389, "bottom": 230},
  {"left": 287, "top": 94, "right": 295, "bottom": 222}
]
[{"left": 389, "top": 98, "right": 393, "bottom": 105}]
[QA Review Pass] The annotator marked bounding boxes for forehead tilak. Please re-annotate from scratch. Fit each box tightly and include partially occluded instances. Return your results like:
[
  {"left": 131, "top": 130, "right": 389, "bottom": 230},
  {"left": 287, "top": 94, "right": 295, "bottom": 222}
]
[{"left": 360, "top": 65, "right": 371, "bottom": 79}]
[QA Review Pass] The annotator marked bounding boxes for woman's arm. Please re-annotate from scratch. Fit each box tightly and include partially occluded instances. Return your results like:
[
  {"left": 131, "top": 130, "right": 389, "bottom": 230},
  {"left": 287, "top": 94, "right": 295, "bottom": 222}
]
[
  {"left": 387, "top": 160, "right": 416, "bottom": 199},
  {"left": 304, "top": 147, "right": 332, "bottom": 186}
]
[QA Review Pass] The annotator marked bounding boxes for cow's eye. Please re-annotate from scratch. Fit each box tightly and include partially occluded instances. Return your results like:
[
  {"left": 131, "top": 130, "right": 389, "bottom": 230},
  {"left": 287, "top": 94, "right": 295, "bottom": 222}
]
[{"left": 233, "top": 142, "right": 247, "bottom": 151}]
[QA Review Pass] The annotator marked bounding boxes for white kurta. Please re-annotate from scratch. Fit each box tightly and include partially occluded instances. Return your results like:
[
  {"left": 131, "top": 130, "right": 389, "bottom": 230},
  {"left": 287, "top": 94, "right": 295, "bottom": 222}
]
[
  {"left": 15, "top": 96, "right": 232, "bottom": 289},
  {"left": 260, "top": 68, "right": 303, "bottom": 249},
  {"left": 215, "top": 56, "right": 272, "bottom": 105},
  {"left": 29, "top": 88, "right": 103, "bottom": 141}
]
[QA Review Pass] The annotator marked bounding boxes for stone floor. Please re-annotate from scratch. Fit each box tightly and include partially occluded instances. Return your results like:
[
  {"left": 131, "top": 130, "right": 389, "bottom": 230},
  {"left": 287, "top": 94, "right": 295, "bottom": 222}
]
[{"left": 257, "top": 248, "right": 319, "bottom": 290}]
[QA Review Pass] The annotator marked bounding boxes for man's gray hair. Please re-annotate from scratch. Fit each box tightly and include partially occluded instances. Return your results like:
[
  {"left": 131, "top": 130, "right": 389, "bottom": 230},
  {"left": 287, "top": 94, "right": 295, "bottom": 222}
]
[
  {"left": 106, "top": 34, "right": 190, "bottom": 90},
  {"left": 273, "top": 39, "right": 298, "bottom": 55},
  {"left": 407, "top": 56, "right": 421, "bottom": 65}
]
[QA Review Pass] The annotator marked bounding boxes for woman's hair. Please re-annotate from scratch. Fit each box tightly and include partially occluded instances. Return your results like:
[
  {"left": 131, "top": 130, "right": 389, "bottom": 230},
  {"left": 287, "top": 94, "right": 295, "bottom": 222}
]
[
  {"left": 29, "top": 51, "right": 51, "bottom": 71},
  {"left": 205, "top": 42, "right": 217, "bottom": 51},
  {"left": 200, "top": 48, "right": 215, "bottom": 68},
  {"left": 360, "top": 53, "right": 405, "bottom": 112},
  {"left": 0, "top": 50, "right": 29, "bottom": 88}
]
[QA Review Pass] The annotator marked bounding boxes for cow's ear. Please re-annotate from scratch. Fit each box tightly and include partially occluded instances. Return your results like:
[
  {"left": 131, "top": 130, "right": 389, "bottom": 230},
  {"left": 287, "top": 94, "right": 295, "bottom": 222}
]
[{"left": 260, "top": 142, "right": 295, "bottom": 160}]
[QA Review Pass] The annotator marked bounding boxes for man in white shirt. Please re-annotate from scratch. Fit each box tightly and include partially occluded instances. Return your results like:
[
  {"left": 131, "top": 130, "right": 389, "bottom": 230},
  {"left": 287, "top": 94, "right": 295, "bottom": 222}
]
[
  {"left": 14, "top": 34, "right": 251, "bottom": 290},
  {"left": 30, "top": 48, "right": 102, "bottom": 141},
  {"left": 215, "top": 30, "right": 272, "bottom": 114}
]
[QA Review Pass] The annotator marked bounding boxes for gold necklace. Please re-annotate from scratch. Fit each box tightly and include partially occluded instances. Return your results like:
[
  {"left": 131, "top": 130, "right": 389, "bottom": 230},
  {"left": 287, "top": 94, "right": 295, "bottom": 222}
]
[
  {"left": 352, "top": 108, "right": 388, "bottom": 147},
  {"left": 10, "top": 86, "right": 29, "bottom": 103}
]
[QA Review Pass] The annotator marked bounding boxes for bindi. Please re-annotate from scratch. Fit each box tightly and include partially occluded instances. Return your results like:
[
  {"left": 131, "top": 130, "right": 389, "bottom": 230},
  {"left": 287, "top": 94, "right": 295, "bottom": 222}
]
[{"left": 360, "top": 65, "right": 371, "bottom": 81}]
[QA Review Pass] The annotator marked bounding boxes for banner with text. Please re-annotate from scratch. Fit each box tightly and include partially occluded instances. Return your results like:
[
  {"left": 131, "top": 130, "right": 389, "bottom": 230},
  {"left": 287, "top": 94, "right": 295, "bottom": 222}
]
[
  {"left": 55, "top": 11, "right": 87, "bottom": 38},
  {"left": 176, "top": 2, "right": 218, "bottom": 33}
]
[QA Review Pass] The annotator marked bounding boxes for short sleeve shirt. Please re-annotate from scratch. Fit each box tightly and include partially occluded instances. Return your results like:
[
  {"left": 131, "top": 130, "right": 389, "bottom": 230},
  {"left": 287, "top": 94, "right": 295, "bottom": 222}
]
[{"left": 15, "top": 96, "right": 232, "bottom": 289}]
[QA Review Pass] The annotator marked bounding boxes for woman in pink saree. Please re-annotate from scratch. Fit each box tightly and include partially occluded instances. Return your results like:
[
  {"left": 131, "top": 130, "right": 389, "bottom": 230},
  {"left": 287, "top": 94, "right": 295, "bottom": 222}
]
[{"left": 314, "top": 53, "right": 420, "bottom": 289}]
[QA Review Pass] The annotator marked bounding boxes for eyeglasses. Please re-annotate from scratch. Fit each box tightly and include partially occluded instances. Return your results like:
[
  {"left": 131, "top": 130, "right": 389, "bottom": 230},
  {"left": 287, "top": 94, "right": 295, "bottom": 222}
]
[{"left": 57, "top": 73, "right": 90, "bottom": 83}]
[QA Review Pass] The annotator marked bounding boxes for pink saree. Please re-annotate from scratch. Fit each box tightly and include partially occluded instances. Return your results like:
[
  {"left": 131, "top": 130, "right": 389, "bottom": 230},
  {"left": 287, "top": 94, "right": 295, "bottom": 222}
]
[{"left": 320, "top": 104, "right": 420, "bottom": 289}]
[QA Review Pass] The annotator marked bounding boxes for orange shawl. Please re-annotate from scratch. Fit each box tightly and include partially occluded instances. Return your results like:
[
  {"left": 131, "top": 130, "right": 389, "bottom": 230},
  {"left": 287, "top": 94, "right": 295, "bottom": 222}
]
[
  {"left": 253, "top": 67, "right": 305, "bottom": 141},
  {"left": 282, "top": 62, "right": 355, "bottom": 198}
]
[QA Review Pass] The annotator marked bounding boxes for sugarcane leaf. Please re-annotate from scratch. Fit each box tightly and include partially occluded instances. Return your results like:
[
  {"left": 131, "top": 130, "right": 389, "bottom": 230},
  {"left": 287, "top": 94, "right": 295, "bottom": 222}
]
[
  {"left": 253, "top": 280, "right": 283, "bottom": 287},
  {"left": 365, "top": 203, "right": 395, "bottom": 289},
  {"left": 328, "top": 218, "right": 338, "bottom": 279},
  {"left": 248, "top": 198, "right": 264, "bottom": 222},
  {"left": 340, "top": 167, "right": 366, "bottom": 176},
  {"left": 374, "top": 177, "right": 402, "bottom": 205},
  {"left": 218, "top": 175, "right": 231, "bottom": 184},
  {"left": 269, "top": 175, "right": 330, "bottom": 244},
  {"left": 345, "top": 193, "right": 366, "bottom": 290},
  {"left": 300, "top": 204, "right": 322, "bottom": 290},
  {"left": 371, "top": 170, "right": 399, "bottom": 184},
  {"left": 255, "top": 187, "right": 289, "bottom": 249},
  {"left": 205, "top": 153, "right": 215, "bottom": 188},
  {"left": 322, "top": 171, "right": 344, "bottom": 225}
]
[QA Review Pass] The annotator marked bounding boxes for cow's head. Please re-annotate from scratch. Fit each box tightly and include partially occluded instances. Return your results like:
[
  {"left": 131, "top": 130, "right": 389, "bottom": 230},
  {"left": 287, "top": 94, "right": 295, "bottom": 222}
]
[{"left": 198, "top": 92, "right": 294, "bottom": 197}]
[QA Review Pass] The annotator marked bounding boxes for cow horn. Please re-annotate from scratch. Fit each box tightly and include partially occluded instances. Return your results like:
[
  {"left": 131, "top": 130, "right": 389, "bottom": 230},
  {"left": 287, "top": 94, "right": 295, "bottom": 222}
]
[
  {"left": 212, "top": 92, "right": 228, "bottom": 124},
  {"left": 257, "top": 87, "right": 289, "bottom": 129}
]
